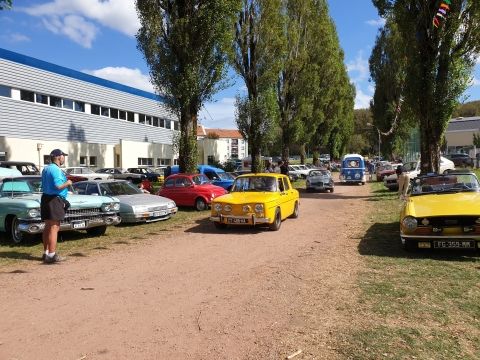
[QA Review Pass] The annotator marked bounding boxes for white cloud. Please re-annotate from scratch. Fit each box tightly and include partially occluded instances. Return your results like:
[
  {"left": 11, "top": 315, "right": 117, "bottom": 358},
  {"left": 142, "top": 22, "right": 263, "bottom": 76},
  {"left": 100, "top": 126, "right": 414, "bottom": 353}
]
[
  {"left": 354, "top": 87, "right": 372, "bottom": 109},
  {"left": 42, "top": 14, "right": 97, "bottom": 48},
  {"left": 1, "top": 32, "right": 30, "bottom": 42},
  {"left": 366, "top": 18, "right": 386, "bottom": 27},
  {"left": 471, "top": 77, "right": 480, "bottom": 87},
  {"left": 82, "top": 67, "right": 155, "bottom": 93},
  {"left": 200, "top": 97, "right": 237, "bottom": 129},
  {"left": 20, "top": 0, "right": 139, "bottom": 46},
  {"left": 347, "top": 51, "right": 369, "bottom": 83}
]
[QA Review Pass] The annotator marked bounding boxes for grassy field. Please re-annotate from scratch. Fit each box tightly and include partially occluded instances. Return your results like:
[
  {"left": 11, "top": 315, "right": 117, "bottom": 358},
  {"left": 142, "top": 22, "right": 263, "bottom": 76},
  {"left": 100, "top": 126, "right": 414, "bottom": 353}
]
[
  {"left": 0, "top": 208, "right": 209, "bottom": 267},
  {"left": 338, "top": 182, "right": 480, "bottom": 360}
]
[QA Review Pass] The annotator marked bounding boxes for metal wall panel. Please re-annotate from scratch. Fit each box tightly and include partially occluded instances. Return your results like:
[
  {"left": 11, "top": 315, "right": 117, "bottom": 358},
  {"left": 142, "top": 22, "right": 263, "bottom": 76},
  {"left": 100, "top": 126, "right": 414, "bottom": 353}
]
[
  {"left": 0, "top": 97, "right": 174, "bottom": 145},
  {"left": 0, "top": 59, "right": 175, "bottom": 119}
]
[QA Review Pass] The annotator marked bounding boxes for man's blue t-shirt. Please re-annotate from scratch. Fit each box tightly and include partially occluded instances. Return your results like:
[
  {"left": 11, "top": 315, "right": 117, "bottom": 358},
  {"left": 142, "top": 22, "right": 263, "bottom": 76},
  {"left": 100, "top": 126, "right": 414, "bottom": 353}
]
[{"left": 42, "top": 164, "right": 68, "bottom": 199}]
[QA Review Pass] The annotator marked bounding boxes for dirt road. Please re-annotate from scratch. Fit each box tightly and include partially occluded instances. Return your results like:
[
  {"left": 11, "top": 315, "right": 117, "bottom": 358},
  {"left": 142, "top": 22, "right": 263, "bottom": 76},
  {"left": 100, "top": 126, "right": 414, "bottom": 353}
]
[{"left": 0, "top": 182, "right": 372, "bottom": 360}]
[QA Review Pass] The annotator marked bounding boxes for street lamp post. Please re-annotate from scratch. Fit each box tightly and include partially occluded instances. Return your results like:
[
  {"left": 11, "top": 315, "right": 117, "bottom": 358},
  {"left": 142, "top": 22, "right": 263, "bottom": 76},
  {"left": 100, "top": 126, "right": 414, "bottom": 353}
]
[{"left": 36, "top": 143, "right": 43, "bottom": 171}]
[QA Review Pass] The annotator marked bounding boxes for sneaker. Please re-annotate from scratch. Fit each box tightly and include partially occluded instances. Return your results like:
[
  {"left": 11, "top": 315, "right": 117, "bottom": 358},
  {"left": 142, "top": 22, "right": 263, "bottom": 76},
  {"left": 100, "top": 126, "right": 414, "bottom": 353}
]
[{"left": 44, "top": 254, "right": 66, "bottom": 264}]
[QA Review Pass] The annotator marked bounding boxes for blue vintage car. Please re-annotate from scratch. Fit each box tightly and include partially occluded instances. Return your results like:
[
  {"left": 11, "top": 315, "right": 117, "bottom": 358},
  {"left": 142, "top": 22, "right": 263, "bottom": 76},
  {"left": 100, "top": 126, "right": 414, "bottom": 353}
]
[
  {"left": 0, "top": 176, "right": 121, "bottom": 243},
  {"left": 339, "top": 154, "right": 366, "bottom": 185},
  {"left": 169, "top": 165, "right": 235, "bottom": 191}
]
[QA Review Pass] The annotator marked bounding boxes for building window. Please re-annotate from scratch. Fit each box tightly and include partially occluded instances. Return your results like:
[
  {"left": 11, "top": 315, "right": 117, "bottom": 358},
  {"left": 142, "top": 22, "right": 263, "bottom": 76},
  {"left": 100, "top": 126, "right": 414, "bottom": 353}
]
[
  {"left": 157, "top": 158, "right": 171, "bottom": 166},
  {"left": 145, "top": 116, "right": 152, "bottom": 126},
  {"left": 110, "top": 108, "right": 119, "bottom": 119},
  {"left": 165, "top": 120, "right": 171, "bottom": 129},
  {"left": 138, "top": 157, "right": 153, "bottom": 166},
  {"left": 152, "top": 117, "right": 159, "bottom": 127},
  {"left": 207, "top": 155, "right": 215, "bottom": 165},
  {"left": 35, "top": 93, "right": 48, "bottom": 105},
  {"left": 50, "top": 96, "right": 62, "bottom": 108},
  {"left": 174, "top": 121, "right": 179, "bottom": 131},
  {"left": 101, "top": 106, "right": 109, "bottom": 117},
  {"left": 74, "top": 101, "right": 85, "bottom": 112},
  {"left": 127, "top": 111, "right": 134, "bottom": 122},
  {"left": 20, "top": 89, "right": 35, "bottom": 102},
  {"left": 43, "top": 155, "right": 51, "bottom": 165},
  {"left": 174, "top": 158, "right": 179, "bottom": 165},
  {"left": 63, "top": 98, "right": 74, "bottom": 110},
  {"left": 139, "top": 114, "right": 146, "bottom": 124},
  {"left": 119, "top": 110, "right": 126, "bottom": 120},
  {"left": 80, "top": 156, "right": 88, "bottom": 166},
  {"left": 91, "top": 104, "right": 100, "bottom": 115},
  {"left": 160, "top": 118, "right": 165, "bottom": 127},
  {"left": 0, "top": 151, "right": 6, "bottom": 161},
  {"left": 89, "top": 156, "right": 97, "bottom": 167},
  {"left": 0, "top": 85, "right": 11, "bottom": 98}
]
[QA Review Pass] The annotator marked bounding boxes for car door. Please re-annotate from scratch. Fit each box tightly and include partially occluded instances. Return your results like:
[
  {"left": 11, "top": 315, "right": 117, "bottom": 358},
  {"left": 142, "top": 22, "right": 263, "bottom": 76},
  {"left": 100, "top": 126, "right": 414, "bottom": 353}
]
[
  {"left": 279, "top": 176, "right": 295, "bottom": 217},
  {"left": 176, "top": 177, "right": 195, "bottom": 206}
]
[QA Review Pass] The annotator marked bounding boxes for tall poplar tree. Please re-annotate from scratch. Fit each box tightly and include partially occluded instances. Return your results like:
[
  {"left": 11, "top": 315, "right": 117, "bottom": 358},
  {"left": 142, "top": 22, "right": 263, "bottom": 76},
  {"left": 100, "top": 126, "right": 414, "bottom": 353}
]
[
  {"left": 231, "top": 0, "right": 284, "bottom": 173},
  {"left": 0, "top": 0, "right": 12, "bottom": 10},
  {"left": 373, "top": 0, "right": 480, "bottom": 173},
  {"left": 136, "top": 1, "right": 239, "bottom": 173}
]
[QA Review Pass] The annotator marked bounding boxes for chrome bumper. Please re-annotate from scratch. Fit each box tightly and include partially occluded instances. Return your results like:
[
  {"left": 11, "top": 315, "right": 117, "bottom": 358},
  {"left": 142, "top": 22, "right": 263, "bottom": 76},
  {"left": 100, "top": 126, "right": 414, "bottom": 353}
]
[
  {"left": 18, "top": 215, "right": 122, "bottom": 234},
  {"left": 210, "top": 214, "right": 271, "bottom": 225},
  {"left": 122, "top": 208, "right": 178, "bottom": 223}
]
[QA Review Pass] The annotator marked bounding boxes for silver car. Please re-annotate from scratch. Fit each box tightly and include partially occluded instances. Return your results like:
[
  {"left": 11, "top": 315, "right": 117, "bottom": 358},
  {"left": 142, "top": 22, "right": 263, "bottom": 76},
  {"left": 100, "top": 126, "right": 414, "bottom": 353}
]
[
  {"left": 306, "top": 169, "right": 335, "bottom": 192},
  {"left": 73, "top": 180, "right": 177, "bottom": 223}
]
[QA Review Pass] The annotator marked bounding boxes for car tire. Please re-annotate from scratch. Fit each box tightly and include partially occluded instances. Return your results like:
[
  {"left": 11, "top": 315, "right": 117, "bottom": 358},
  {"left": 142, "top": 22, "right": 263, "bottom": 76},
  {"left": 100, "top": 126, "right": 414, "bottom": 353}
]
[
  {"left": 195, "top": 197, "right": 207, "bottom": 211},
  {"left": 7, "top": 215, "right": 34, "bottom": 244},
  {"left": 290, "top": 201, "right": 299, "bottom": 218},
  {"left": 269, "top": 208, "right": 281, "bottom": 231},
  {"left": 330, "top": 187, "right": 334, "bottom": 193},
  {"left": 86, "top": 225, "right": 107, "bottom": 236},
  {"left": 214, "top": 222, "right": 227, "bottom": 229}
]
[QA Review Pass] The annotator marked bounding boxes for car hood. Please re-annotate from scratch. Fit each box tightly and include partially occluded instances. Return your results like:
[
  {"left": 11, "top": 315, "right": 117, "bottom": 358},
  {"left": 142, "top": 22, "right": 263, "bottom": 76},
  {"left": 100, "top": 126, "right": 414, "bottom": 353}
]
[
  {"left": 215, "top": 192, "right": 280, "bottom": 204},
  {"left": 0, "top": 193, "right": 117, "bottom": 208},
  {"left": 115, "top": 193, "right": 173, "bottom": 206},
  {"left": 406, "top": 192, "right": 480, "bottom": 217}
]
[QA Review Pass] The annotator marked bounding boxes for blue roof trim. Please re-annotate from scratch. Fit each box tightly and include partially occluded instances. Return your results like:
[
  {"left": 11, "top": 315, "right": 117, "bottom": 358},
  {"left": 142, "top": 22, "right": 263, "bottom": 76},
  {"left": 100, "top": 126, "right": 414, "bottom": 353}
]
[{"left": 0, "top": 47, "right": 165, "bottom": 103}]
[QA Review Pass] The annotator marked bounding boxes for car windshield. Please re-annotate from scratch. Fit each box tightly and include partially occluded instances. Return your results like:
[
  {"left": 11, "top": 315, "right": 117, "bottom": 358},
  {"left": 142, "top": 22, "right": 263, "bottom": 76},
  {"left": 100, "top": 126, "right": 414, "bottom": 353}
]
[
  {"left": 99, "top": 182, "right": 141, "bottom": 196},
  {"left": 192, "top": 174, "right": 211, "bottom": 185},
  {"left": 0, "top": 178, "right": 42, "bottom": 196},
  {"left": 232, "top": 176, "right": 277, "bottom": 192},
  {"left": 410, "top": 173, "right": 480, "bottom": 195},
  {"left": 308, "top": 170, "right": 330, "bottom": 177},
  {"left": 216, "top": 172, "right": 231, "bottom": 180}
]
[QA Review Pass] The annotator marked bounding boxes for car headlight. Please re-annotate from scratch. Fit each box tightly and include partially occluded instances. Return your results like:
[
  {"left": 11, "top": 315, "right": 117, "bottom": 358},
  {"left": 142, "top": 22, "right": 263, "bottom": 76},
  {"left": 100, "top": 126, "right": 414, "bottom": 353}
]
[
  {"left": 28, "top": 208, "right": 40, "bottom": 218},
  {"left": 254, "top": 204, "right": 264, "bottom": 212},
  {"left": 243, "top": 205, "right": 251, "bottom": 213},
  {"left": 101, "top": 203, "right": 112, "bottom": 212},
  {"left": 224, "top": 204, "right": 232, "bottom": 212},
  {"left": 214, "top": 203, "right": 222, "bottom": 211},
  {"left": 112, "top": 202, "right": 120, "bottom": 211},
  {"left": 167, "top": 201, "right": 176, "bottom": 209},
  {"left": 355, "top": 173, "right": 361, "bottom": 179},
  {"left": 402, "top": 216, "right": 418, "bottom": 231}
]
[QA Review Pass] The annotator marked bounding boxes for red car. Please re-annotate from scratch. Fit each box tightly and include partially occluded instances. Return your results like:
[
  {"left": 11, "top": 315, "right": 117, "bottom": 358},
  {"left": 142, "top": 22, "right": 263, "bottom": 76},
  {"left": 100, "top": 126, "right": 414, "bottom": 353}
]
[
  {"left": 66, "top": 174, "right": 88, "bottom": 183},
  {"left": 158, "top": 173, "right": 227, "bottom": 211}
]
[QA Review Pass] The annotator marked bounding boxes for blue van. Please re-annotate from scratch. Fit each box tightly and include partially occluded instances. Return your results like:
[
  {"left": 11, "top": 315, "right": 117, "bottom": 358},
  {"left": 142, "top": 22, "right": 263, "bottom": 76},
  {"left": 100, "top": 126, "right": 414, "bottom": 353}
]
[
  {"left": 169, "top": 164, "right": 235, "bottom": 190},
  {"left": 340, "top": 154, "right": 366, "bottom": 185}
]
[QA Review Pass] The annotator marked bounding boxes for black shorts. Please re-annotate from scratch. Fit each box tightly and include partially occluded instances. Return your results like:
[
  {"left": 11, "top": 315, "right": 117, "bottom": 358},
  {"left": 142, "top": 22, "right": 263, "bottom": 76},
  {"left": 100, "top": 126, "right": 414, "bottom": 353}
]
[{"left": 41, "top": 195, "right": 67, "bottom": 221}]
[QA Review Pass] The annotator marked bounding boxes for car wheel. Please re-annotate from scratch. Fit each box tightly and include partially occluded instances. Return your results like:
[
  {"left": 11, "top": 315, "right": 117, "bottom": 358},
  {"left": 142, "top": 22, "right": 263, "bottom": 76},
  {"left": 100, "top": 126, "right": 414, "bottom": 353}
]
[
  {"left": 269, "top": 208, "right": 281, "bottom": 231},
  {"left": 214, "top": 222, "right": 227, "bottom": 229},
  {"left": 195, "top": 197, "right": 207, "bottom": 211},
  {"left": 330, "top": 187, "right": 334, "bottom": 193},
  {"left": 290, "top": 201, "right": 299, "bottom": 218},
  {"left": 86, "top": 225, "right": 107, "bottom": 236},
  {"left": 7, "top": 216, "right": 34, "bottom": 244}
]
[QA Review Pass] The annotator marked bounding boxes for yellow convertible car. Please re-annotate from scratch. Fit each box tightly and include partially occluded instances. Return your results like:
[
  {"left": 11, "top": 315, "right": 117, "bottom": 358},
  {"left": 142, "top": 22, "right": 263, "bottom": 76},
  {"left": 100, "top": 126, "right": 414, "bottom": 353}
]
[
  {"left": 400, "top": 171, "right": 480, "bottom": 251},
  {"left": 210, "top": 173, "right": 299, "bottom": 231}
]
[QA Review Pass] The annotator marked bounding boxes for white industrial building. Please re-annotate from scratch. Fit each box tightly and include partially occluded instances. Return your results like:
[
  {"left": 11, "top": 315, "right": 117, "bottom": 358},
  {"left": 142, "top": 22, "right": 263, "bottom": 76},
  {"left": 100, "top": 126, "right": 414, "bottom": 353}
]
[{"left": 0, "top": 48, "right": 179, "bottom": 170}]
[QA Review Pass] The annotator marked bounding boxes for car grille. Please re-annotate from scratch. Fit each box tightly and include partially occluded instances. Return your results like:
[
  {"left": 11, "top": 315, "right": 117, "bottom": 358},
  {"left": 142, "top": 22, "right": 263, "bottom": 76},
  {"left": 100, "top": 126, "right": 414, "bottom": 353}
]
[
  {"left": 64, "top": 208, "right": 104, "bottom": 222},
  {"left": 148, "top": 205, "right": 168, "bottom": 212},
  {"left": 420, "top": 216, "right": 478, "bottom": 227}
]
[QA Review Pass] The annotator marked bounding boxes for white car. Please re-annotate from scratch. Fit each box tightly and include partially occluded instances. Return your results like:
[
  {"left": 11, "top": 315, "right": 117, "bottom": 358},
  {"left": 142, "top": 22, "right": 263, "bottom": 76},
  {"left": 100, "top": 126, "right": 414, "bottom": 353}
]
[
  {"left": 64, "top": 167, "right": 112, "bottom": 180},
  {"left": 384, "top": 156, "right": 455, "bottom": 191},
  {"left": 289, "top": 164, "right": 310, "bottom": 178}
]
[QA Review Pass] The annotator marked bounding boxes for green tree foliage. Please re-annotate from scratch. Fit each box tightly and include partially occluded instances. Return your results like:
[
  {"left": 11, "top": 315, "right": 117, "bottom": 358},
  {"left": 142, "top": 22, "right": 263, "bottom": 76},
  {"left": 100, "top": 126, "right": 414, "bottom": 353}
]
[
  {"left": 453, "top": 100, "right": 480, "bottom": 117},
  {"left": 0, "top": 0, "right": 12, "bottom": 10},
  {"left": 372, "top": 0, "right": 480, "bottom": 173},
  {"left": 136, "top": 1, "right": 239, "bottom": 173},
  {"left": 277, "top": 0, "right": 354, "bottom": 162},
  {"left": 231, "top": 0, "right": 283, "bottom": 173}
]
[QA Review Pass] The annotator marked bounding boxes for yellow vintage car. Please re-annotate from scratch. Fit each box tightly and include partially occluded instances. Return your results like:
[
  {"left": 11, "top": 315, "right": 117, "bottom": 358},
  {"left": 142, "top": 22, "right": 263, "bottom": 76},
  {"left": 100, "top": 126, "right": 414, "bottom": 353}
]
[
  {"left": 210, "top": 173, "right": 299, "bottom": 230},
  {"left": 400, "top": 171, "right": 480, "bottom": 251}
]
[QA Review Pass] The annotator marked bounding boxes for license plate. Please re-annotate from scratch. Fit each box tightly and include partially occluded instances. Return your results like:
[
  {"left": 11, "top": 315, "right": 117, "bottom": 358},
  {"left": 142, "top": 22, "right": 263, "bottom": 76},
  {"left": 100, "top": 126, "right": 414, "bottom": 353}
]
[
  {"left": 153, "top": 211, "right": 167, "bottom": 217},
  {"left": 72, "top": 221, "right": 86, "bottom": 229},
  {"left": 227, "top": 218, "right": 248, "bottom": 224},
  {"left": 433, "top": 240, "right": 475, "bottom": 249}
]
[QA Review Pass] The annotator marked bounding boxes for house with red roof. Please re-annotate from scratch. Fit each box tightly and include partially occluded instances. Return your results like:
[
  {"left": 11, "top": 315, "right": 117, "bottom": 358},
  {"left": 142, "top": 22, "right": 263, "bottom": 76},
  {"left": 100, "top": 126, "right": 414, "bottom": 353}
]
[{"left": 197, "top": 125, "right": 248, "bottom": 164}]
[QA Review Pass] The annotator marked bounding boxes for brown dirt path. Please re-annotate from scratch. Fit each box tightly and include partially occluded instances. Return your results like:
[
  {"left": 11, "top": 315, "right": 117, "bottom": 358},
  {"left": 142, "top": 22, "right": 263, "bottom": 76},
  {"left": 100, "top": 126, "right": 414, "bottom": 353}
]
[{"left": 0, "top": 181, "right": 373, "bottom": 360}]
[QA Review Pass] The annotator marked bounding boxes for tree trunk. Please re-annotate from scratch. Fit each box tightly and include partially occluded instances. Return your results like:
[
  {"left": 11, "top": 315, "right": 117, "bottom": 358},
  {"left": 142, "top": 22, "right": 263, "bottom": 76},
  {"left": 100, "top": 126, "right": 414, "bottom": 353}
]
[
  {"left": 179, "top": 107, "right": 198, "bottom": 174},
  {"left": 299, "top": 144, "right": 306, "bottom": 164}
]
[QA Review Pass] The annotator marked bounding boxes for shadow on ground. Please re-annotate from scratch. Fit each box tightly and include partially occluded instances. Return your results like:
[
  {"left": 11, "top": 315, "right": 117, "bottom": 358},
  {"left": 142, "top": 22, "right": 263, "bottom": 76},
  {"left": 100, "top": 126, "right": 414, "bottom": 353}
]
[{"left": 184, "top": 217, "right": 267, "bottom": 235}]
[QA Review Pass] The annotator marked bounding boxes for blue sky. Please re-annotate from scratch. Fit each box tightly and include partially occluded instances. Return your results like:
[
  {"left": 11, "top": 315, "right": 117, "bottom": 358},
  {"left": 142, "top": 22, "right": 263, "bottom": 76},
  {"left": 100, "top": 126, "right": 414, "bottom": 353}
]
[{"left": 1, "top": 0, "right": 479, "bottom": 129}]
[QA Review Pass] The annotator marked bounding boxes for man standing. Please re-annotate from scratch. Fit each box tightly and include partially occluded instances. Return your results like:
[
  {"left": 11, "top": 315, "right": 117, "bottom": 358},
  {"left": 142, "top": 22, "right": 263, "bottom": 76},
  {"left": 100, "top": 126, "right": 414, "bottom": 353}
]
[
  {"left": 279, "top": 160, "right": 289, "bottom": 176},
  {"left": 41, "top": 149, "right": 72, "bottom": 263},
  {"left": 396, "top": 165, "right": 410, "bottom": 200}
]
